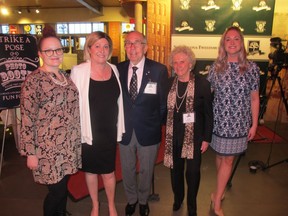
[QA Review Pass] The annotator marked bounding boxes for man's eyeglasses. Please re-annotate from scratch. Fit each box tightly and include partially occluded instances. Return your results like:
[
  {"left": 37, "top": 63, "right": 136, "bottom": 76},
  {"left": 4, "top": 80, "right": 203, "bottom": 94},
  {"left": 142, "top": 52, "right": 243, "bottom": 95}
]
[
  {"left": 124, "top": 41, "right": 146, "bottom": 48},
  {"left": 41, "top": 48, "right": 64, "bottom": 57}
]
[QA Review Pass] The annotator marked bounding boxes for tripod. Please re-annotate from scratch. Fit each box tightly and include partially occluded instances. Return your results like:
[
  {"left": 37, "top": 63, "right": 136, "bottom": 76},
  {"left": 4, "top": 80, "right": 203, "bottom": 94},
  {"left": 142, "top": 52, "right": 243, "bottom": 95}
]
[
  {"left": 250, "top": 65, "right": 288, "bottom": 171},
  {"left": 259, "top": 65, "right": 288, "bottom": 118}
]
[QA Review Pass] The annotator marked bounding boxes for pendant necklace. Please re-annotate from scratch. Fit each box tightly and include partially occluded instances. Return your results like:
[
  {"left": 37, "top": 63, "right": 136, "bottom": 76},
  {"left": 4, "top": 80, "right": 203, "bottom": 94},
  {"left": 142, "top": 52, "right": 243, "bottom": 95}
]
[
  {"left": 48, "top": 72, "right": 68, "bottom": 86},
  {"left": 175, "top": 78, "right": 188, "bottom": 113}
]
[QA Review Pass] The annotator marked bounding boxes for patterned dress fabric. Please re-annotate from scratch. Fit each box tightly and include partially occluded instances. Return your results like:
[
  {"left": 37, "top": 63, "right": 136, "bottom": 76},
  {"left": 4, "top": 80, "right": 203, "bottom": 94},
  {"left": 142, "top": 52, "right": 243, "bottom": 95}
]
[
  {"left": 129, "top": 66, "right": 138, "bottom": 102},
  {"left": 207, "top": 62, "right": 260, "bottom": 155},
  {"left": 20, "top": 69, "right": 82, "bottom": 184}
]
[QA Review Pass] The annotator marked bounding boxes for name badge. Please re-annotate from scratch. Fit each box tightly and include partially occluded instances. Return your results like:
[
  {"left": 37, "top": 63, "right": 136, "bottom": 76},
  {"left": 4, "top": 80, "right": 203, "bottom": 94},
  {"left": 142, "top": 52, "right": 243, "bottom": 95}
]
[
  {"left": 183, "top": 112, "right": 195, "bottom": 124},
  {"left": 144, "top": 82, "right": 157, "bottom": 94}
]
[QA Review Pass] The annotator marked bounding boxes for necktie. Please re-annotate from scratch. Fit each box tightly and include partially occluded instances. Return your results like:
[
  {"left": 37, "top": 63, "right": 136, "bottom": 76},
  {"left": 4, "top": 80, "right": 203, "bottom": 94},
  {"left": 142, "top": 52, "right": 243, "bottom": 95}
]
[{"left": 129, "top": 66, "right": 138, "bottom": 102}]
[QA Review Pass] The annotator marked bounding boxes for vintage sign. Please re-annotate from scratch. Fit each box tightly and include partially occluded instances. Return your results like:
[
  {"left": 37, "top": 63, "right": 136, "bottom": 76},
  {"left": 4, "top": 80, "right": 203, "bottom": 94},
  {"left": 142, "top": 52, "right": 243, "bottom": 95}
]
[{"left": 0, "top": 34, "right": 39, "bottom": 110}]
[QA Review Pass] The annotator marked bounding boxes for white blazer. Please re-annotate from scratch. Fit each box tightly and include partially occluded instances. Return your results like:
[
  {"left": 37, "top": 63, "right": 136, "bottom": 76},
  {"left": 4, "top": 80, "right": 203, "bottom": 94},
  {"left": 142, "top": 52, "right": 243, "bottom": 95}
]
[{"left": 70, "top": 60, "right": 125, "bottom": 145}]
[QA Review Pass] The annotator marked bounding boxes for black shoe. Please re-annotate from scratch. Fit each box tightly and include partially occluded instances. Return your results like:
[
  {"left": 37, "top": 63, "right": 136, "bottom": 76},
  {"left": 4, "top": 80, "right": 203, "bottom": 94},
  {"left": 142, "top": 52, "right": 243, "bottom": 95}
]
[
  {"left": 54, "top": 210, "right": 72, "bottom": 216},
  {"left": 125, "top": 201, "right": 138, "bottom": 216},
  {"left": 173, "top": 202, "right": 182, "bottom": 211},
  {"left": 139, "top": 203, "right": 150, "bottom": 216}
]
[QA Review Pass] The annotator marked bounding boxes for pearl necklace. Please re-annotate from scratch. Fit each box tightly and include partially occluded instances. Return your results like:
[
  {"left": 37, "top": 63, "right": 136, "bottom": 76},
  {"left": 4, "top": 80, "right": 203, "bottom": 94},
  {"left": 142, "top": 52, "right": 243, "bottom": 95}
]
[
  {"left": 175, "top": 78, "right": 188, "bottom": 113},
  {"left": 49, "top": 72, "right": 68, "bottom": 86}
]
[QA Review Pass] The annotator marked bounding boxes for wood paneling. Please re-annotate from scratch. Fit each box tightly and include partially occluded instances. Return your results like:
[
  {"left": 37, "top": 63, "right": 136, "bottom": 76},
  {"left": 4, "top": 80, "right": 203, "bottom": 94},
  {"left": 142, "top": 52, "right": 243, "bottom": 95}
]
[{"left": 146, "top": 0, "right": 171, "bottom": 72}]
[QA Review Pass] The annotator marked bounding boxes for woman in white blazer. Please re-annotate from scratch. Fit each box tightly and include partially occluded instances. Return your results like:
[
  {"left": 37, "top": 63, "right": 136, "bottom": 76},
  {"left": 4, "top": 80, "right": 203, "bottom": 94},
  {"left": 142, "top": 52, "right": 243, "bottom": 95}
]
[{"left": 71, "top": 31, "right": 125, "bottom": 216}]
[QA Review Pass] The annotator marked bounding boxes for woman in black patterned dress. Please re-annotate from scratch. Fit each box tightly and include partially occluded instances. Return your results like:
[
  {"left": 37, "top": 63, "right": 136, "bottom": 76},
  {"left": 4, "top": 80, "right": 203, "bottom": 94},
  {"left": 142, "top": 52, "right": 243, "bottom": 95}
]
[
  {"left": 20, "top": 25, "right": 81, "bottom": 216},
  {"left": 71, "top": 32, "right": 125, "bottom": 216}
]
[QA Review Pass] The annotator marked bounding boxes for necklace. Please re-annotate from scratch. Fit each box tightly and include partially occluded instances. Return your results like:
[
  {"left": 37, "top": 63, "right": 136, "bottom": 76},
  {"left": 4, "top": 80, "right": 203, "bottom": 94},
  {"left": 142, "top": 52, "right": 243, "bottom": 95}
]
[
  {"left": 49, "top": 72, "right": 68, "bottom": 86},
  {"left": 91, "top": 64, "right": 111, "bottom": 81},
  {"left": 175, "top": 78, "right": 188, "bottom": 113}
]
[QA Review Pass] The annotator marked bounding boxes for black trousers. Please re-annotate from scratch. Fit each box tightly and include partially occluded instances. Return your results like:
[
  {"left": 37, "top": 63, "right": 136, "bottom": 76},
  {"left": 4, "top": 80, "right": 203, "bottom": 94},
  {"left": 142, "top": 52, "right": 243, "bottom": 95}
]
[
  {"left": 43, "top": 175, "right": 69, "bottom": 216},
  {"left": 170, "top": 146, "right": 201, "bottom": 216}
]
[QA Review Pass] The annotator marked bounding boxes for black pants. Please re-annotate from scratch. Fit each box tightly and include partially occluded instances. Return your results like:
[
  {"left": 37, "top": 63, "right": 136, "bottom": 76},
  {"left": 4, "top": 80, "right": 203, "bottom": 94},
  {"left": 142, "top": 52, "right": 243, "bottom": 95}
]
[
  {"left": 170, "top": 146, "right": 201, "bottom": 216},
  {"left": 43, "top": 175, "right": 69, "bottom": 216}
]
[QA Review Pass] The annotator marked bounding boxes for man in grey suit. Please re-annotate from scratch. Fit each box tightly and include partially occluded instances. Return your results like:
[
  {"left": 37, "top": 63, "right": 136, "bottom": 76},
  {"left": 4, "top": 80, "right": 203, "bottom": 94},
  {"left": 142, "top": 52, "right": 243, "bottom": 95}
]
[{"left": 117, "top": 31, "right": 168, "bottom": 216}]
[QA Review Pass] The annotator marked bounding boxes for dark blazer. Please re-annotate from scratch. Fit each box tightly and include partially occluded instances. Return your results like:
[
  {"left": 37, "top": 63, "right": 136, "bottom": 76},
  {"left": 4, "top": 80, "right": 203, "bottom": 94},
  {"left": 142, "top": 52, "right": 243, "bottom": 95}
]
[
  {"left": 117, "top": 58, "right": 168, "bottom": 146},
  {"left": 168, "top": 74, "right": 213, "bottom": 147}
]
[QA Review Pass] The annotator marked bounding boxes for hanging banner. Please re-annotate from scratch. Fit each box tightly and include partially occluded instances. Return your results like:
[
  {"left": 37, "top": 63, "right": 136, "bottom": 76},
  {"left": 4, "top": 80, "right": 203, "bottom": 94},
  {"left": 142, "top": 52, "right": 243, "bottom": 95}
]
[
  {"left": 0, "top": 34, "right": 39, "bottom": 110},
  {"left": 172, "top": 0, "right": 275, "bottom": 35}
]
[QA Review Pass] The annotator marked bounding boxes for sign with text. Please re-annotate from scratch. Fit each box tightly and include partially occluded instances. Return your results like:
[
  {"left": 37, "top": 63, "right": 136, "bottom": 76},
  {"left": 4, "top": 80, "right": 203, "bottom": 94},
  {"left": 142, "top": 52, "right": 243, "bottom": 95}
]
[
  {"left": 0, "top": 34, "right": 39, "bottom": 110},
  {"left": 171, "top": 35, "right": 271, "bottom": 61}
]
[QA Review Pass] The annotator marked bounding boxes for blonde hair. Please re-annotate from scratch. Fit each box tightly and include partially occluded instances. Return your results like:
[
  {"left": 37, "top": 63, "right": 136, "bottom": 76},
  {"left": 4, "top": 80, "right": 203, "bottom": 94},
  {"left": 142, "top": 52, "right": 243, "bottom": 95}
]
[
  {"left": 215, "top": 26, "right": 248, "bottom": 73},
  {"left": 83, "top": 31, "right": 113, "bottom": 61},
  {"left": 169, "top": 45, "right": 196, "bottom": 70}
]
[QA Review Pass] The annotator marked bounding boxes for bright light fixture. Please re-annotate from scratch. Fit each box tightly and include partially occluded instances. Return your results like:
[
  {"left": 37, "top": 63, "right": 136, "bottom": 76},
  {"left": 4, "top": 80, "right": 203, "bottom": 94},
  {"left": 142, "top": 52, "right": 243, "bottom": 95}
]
[{"left": 1, "top": 7, "right": 9, "bottom": 15}]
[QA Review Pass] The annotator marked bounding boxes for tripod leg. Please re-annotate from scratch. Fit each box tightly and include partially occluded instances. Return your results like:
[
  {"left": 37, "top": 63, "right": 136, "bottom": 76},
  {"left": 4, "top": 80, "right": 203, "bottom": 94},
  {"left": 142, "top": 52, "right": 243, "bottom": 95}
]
[
  {"left": 148, "top": 172, "right": 160, "bottom": 201},
  {"left": 226, "top": 153, "right": 244, "bottom": 189},
  {"left": 258, "top": 76, "right": 277, "bottom": 122},
  {"left": 276, "top": 76, "right": 288, "bottom": 114},
  {"left": 263, "top": 158, "right": 288, "bottom": 170}
]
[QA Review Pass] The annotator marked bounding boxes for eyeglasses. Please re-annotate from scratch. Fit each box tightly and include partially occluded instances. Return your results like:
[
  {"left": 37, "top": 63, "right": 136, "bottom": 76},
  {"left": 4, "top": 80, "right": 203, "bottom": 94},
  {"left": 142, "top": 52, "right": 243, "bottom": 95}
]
[
  {"left": 124, "top": 40, "right": 146, "bottom": 48},
  {"left": 41, "top": 48, "right": 64, "bottom": 57}
]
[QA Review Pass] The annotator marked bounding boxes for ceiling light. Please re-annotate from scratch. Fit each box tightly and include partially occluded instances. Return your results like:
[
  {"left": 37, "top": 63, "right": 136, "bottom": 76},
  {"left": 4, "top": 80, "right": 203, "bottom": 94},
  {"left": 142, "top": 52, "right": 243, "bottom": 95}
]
[
  {"left": 35, "top": 9, "right": 40, "bottom": 13},
  {"left": 17, "top": 9, "right": 22, "bottom": 14},
  {"left": 1, "top": 7, "right": 9, "bottom": 15}
]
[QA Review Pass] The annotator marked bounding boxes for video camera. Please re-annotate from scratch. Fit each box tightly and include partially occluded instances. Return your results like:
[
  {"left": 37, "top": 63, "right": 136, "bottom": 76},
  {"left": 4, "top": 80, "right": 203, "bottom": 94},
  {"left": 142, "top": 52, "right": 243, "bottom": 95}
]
[{"left": 268, "top": 37, "right": 288, "bottom": 76}]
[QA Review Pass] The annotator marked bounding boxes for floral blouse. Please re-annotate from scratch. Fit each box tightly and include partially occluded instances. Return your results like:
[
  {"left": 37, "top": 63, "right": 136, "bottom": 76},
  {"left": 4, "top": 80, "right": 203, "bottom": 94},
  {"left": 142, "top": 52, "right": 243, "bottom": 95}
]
[{"left": 20, "top": 69, "right": 81, "bottom": 184}]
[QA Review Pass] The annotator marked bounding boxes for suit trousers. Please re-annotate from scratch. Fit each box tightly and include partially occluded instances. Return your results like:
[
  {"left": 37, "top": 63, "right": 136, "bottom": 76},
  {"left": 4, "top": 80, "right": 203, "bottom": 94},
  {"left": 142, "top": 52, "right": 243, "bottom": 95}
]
[
  {"left": 119, "top": 130, "right": 159, "bottom": 205},
  {"left": 170, "top": 146, "right": 201, "bottom": 216}
]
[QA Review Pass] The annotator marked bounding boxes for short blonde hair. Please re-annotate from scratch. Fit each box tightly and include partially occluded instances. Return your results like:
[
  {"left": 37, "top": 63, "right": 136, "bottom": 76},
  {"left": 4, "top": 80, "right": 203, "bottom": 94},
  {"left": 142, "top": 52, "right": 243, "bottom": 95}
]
[
  {"left": 83, "top": 31, "right": 113, "bottom": 61},
  {"left": 169, "top": 45, "right": 196, "bottom": 70}
]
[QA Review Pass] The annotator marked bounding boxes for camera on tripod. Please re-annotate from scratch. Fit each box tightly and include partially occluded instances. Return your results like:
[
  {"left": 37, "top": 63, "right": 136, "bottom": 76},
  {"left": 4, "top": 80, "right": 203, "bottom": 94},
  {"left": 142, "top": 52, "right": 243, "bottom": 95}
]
[{"left": 268, "top": 37, "right": 288, "bottom": 77}]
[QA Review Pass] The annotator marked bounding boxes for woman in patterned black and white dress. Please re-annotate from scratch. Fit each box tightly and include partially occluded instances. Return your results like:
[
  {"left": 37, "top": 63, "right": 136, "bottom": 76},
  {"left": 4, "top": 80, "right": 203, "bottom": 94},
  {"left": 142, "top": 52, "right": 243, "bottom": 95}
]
[{"left": 207, "top": 26, "right": 260, "bottom": 216}]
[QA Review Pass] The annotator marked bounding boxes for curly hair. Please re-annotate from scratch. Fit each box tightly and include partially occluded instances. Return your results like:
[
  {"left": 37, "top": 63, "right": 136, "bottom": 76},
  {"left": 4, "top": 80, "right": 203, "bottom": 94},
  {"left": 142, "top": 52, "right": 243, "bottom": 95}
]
[
  {"left": 215, "top": 26, "right": 248, "bottom": 74},
  {"left": 169, "top": 45, "right": 196, "bottom": 70},
  {"left": 83, "top": 31, "right": 113, "bottom": 61}
]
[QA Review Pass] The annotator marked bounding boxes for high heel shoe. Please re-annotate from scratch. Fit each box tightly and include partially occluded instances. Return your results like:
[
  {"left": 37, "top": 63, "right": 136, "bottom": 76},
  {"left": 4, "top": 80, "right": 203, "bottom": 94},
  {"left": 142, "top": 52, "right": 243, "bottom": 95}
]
[
  {"left": 210, "top": 194, "right": 225, "bottom": 216},
  {"left": 214, "top": 208, "right": 224, "bottom": 216}
]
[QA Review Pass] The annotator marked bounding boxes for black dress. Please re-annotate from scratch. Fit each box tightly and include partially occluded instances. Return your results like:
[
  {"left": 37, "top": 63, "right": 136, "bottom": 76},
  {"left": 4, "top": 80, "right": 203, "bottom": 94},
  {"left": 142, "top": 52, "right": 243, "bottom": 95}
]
[{"left": 81, "top": 73, "right": 120, "bottom": 174}]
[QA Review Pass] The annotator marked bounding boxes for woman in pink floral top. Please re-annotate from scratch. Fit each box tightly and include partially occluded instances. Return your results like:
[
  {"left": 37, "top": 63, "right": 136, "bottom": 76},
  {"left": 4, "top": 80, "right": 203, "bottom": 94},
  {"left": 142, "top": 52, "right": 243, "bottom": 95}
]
[{"left": 20, "top": 25, "right": 81, "bottom": 216}]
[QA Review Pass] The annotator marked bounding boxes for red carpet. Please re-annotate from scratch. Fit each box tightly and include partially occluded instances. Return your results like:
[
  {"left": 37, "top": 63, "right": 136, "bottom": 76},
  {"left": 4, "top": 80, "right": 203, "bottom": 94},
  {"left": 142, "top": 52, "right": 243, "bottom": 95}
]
[
  {"left": 68, "top": 127, "right": 165, "bottom": 201},
  {"left": 252, "top": 125, "right": 284, "bottom": 143},
  {"left": 68, "top": 125, "right": 284, "bottom": 201}
]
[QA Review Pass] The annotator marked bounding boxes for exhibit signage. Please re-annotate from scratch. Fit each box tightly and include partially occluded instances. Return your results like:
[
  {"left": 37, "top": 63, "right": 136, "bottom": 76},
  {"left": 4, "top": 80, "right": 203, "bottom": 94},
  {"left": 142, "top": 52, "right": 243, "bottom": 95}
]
[{"left": 0, "top": 34, "right": 39, "bottom": 110}]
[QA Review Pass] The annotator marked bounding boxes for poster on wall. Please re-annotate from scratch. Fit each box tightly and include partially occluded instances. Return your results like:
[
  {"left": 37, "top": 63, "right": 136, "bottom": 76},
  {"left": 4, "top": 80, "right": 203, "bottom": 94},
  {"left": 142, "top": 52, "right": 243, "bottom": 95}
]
[
  {"left": 0, "top": 34, "right": 39, "bottom": 110},
  {"left": 172, "top": 0, "right": 275, "bottom": 35},
  {"left": 172, "top": 35, "right": 272, "bottom": 61}
]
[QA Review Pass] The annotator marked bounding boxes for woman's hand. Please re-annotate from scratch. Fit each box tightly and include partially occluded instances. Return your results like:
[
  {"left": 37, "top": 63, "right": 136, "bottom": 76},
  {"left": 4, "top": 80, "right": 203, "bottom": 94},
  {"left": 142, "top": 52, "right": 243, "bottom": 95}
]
[
  {"left": 27, "top": 155, "right": 38, "bottom": 170},
  {"left": 248, "top": 125, "right": 257, "bottom": 141},
  {"left": 201, "top": 141, "right": 209, "bottom": 153}
]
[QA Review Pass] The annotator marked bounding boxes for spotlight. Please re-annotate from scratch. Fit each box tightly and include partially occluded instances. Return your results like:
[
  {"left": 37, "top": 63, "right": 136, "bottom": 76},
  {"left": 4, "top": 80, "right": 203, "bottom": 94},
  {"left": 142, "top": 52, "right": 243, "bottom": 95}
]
[
  {"left": 17, "top": 9, "right": 22, "bottom": 14},
  {"left": 35, "top": 9, "right": 40, "bottom": 13},
  {"left": 1, "top": 7, "right": 9, "bottom": 15}
]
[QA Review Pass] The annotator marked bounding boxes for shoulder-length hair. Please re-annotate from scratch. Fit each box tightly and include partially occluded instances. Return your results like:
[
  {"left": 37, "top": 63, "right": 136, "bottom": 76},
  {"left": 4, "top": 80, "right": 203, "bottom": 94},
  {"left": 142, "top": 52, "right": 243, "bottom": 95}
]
[
  {"left": 83, "top": 31, "right": 113, "bottom": 61},
  {"left": 215, "top": 26, "right": 248, "bottom": 74}
]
